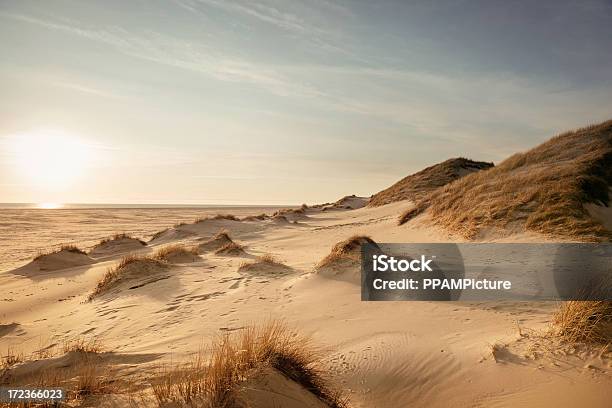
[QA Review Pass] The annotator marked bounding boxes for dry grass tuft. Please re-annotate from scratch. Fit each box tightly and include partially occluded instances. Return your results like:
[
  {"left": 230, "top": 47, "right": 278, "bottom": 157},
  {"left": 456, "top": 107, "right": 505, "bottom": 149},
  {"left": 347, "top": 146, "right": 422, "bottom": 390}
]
[
  {"left": 62, "top": 338, "right": 103, "bottom": 354},
  {"left": 152, "top": 321, "right": 348, "bottom": 408},
  {"left": 213, "top": 214, "right": 240, "bottom": 221},
  {"left": 1, "top": 345, "right": 24, "bottom": 370},
  {"left": 552, "top": 300, "right": 612, "bottom": 344},
  {"left": 1, "top": 339, "right": 116, "bottom": 406},
  {"left": 398, "top": 120, "right": 612, "bottom": 241},
  {"left": 273, "top": 207, "right": 306, "bottom": 217},
  {"left": 198, "top": 230, "right": 234, "bottom": 253},
  {"left": 194, "top": 214, "right": 241, "bottom": 223},
  {"left": 316, "top": 235, "right": 378, "bottom": 269},
  {"left": 238, "top": 254, "right": 289, "bottom": 273},
  {"left": 153, "top": 244, "right": 199, "bottom": 262},
  {"left": 34, "top": 244, "right": 87, "bottom": 260},
  {"left": 96, "top": 233, "right": 146, "bottom": 247},
  {"left": 241, "top": 213, "right": 269, "bottom": 221},
  {"left": 214, "top": 241, "right": 246, "bottom": 256},
  {"left": 89, "top": 254, "right": 167, "bottom": 300}
]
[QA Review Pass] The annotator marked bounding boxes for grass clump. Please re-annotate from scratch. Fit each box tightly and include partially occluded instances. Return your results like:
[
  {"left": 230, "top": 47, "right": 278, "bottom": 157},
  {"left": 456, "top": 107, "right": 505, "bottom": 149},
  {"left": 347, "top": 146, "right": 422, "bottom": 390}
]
[
  {"left": 316, "top": 235, "right": 378, "bottom": 269},
  {"left": 152, "top": 321, "right": 348, "bottom": 408},
  {"left": 62, "top": 338, "right": 103, "bottom": 354},
  {"left": 1, "top": 340, "right": 116, "bottom": 405},
  {"left": 96, "top": 233, "right": 146, "bottom": 247},
  {"left": 153, "top": 244, "right": 199, "bottom": 262},
  {"left": 398, "top": 120, "right": 612, "bottom": 241},
  {"left": 89, "top": 254, "right": 167, "bottom": 300},
  {"left": 241, "top": 213, "right": 269, "bottom": 221},
  {"left": 198, "top": 230, "right": 234, "bottom": 253},
  {"left": 1, "top": 345, "right": 24, "bottom": 370},
  {"left": 238, "top": 254, "right": 289, "bottom": 273},
  {"left": 552, "top": 300, "right": 612, "bottom": 344},
  {"left": 34, "top": 244, "right": 87, "bottom": 260},
  {"left": 195, "top": 214, "right": 241, "bottom": 223},
  {"left": 214, "top": 242, "right": 246, "bottom": 256}
]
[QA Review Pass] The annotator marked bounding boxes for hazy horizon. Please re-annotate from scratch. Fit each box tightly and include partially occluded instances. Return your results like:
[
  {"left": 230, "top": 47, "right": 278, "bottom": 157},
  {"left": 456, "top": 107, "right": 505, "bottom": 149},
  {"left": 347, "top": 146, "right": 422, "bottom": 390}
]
[
  {"left": 1, "top": 0, "right": 612, "bottom": 205},
  {"left": 0, "top": 202, "right": 292, "bottom": 208}
]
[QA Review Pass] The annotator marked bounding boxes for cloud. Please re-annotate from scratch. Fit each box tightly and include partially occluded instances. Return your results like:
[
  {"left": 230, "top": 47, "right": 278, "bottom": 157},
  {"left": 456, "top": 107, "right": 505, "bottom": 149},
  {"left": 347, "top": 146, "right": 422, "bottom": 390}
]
[
  {"left": 185, "top": 0, "right": 334, "bottom": 36},
  {"left": 50, "top": 80, "right": 122, "bottom": 99}
]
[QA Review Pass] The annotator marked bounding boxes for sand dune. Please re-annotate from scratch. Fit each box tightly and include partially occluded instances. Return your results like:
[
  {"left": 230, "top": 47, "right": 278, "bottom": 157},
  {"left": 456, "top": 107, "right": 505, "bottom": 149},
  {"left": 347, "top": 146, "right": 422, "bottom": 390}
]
[
  {"left": 399, "top": 121, "right": 612, "bottom": 241},
  {"left": 239, "top": 255, "right": 293, "bottom": 276},
  {"left": 215, "top": 241, "right": 248, "bottom": 256},
  {"left": 154, "top": 244, "right": 200, "bottom": 263},
  {"left": 89, "top": 256, "right": 170, "bottom": 299},
  {"left": 198, "top": 230, "right": 235, "bottom": 252},
  {"left": 369, "top": 157, "right": 493, "bottom": 207},
  {"left": 315, "top": 235, "right": 379, "bottom": 284},
  {"left": 332, "top": 195, "right": 369, "bottom": 210},
  {"left": 89, "top": 234, "right": 146, "bottom": 258},
  {"left": 14, "top": 246, "right": 94, "bottom": 274}
]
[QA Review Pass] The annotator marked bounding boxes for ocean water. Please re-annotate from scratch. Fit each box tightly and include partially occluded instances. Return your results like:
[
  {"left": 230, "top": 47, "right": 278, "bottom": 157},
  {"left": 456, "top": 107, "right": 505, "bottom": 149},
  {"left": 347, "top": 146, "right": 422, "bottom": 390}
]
[{"left": 0, "top": 205, "right": 284, "bottom": 272}]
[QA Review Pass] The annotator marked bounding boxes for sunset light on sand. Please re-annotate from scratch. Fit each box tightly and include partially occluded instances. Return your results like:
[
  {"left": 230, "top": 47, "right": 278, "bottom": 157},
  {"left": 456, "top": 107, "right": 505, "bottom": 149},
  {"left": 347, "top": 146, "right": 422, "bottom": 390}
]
[{"left": 1, "top": 1, "right": 611, "bottom": 407}]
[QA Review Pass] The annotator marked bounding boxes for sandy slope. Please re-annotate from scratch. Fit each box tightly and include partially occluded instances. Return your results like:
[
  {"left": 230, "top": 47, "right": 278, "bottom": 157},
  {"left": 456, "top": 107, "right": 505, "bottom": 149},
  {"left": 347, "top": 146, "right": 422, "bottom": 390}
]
[{"left": 1, "top": 201, "right": 610, "bottom": 407}]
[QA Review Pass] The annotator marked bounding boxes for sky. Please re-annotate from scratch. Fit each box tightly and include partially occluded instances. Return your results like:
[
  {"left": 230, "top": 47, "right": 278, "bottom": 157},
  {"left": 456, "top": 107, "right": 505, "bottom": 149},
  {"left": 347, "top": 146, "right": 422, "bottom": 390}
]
[{"left": 0, "top": 0, "right": 611, "bottom": 205}]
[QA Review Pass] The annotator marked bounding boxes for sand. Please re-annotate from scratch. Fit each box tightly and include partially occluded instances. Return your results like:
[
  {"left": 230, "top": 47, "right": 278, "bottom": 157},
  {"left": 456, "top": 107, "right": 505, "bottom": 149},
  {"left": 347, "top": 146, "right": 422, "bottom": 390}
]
[{"left": 1, "top": 201, "right": 611, "bottom": 407}]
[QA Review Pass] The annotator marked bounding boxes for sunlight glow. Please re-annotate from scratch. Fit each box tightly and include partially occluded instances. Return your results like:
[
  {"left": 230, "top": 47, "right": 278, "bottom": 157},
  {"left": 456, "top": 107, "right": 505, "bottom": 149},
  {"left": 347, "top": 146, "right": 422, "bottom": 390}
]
[
  {"left": 8, "top": 130, "right": 93, "bottom": 191},
  {"left": 37, "top": 202, "right": 63, "bottom": 209}
]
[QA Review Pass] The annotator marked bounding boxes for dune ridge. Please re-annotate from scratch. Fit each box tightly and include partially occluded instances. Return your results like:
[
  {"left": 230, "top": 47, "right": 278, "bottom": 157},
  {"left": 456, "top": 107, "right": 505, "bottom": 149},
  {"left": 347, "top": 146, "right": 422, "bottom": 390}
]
[
  {"left": 399, "top": 120, "right": 612, "bottom": 241},
  {"left": 369, "top": 157, "right": 493, "bottom": 207}
]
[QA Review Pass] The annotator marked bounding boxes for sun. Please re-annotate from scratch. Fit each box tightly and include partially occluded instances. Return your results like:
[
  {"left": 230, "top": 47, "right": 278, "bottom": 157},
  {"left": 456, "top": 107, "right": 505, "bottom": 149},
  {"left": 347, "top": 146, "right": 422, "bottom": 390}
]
[{"left": 8, "top": 130, "right": 93, "bottom": 192}]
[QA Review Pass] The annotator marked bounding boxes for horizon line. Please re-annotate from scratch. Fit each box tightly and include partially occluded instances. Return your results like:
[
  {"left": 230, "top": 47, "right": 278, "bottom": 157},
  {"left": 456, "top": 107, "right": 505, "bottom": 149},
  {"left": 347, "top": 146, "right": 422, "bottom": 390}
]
[{"left": 0, "top": 202, "right": 300, "bottom": 209}]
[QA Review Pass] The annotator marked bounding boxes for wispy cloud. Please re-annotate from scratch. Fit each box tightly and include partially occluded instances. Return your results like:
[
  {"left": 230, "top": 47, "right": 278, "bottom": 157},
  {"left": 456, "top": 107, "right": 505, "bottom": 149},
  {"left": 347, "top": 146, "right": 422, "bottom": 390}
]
[
  {"left": 50, "top": 80, "right": 122, "bottom": 99},
  {"left": 0, "top": 11, "right": 328, "bottom": 99},
  {"left": 185, "top": 0, "right": 335, "bottom": 36}
]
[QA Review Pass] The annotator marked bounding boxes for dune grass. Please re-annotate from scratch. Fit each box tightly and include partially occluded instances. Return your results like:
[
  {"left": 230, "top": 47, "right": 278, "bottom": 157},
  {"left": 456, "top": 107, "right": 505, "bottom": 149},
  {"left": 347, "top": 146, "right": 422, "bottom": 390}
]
[
  {"left": 62, "top": 338, "right": 104, "bottom": 355},
  {"left": 152, "top": 321, "right": 348, "bottom": 408},
  {"left": 370, "top": 158, "right": 493, "bottom": 207},
  {"left": 194, "top": 214, "right": 241, "bottom": 224},
  {"left": 214, "top": 241, "right": 245, "bottom": 256},
  {"left": 1, "top": 345, "right": 24, "bottom": 370},
  {"left": 33, "top": 244, "right": 88, "bottom": 260},
  {"left": 95, "top": 233, "right": 146, "bottom": 247},
  {"left": 241, "top": 213, "right": 269, "bottom": 221},
  {"left": 398, "top": 120, "right": 612, "bottom": 241},
  {"left": 89, "top": 254, "right": 167, "bottom": 300},
  {"left": 198, "top": 230, "right": 234, "bottom": 253},
  {"left": 153, "top": 243, "right": 199, "bottom": 261},
  {"left": 1, "top": 338, "right": 116, "bottom": 406},
  {"left": 552, "top": 300, "right": 612, "bottom": 344},
  {"left": 316, "top": 235, "right": 378, "bottom": 269},
  {"left": 238, "top": 254, "right": 288, "bottom": 272},
  {"left": 273, "top": 207, "right": 306, "bottom": 217}
]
